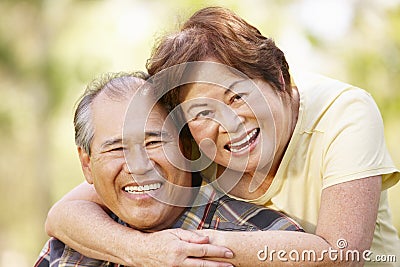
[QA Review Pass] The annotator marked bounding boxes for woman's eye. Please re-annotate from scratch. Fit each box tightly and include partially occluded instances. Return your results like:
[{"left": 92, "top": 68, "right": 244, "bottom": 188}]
[
  {"left": 195, "top": 110, "right": 214, "bottom": 119},
  {"left": 230, "top": 93, "right": 245, "bottom": 104}
]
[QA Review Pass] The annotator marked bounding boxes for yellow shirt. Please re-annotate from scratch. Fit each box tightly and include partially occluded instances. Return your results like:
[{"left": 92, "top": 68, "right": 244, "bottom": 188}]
[{"left": 225, "top": 71, "right": 400, "bottom": 266}]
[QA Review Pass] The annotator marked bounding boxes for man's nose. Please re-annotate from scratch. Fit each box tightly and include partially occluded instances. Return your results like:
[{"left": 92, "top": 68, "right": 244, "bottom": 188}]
[{"left": 123, "top": 146, "right": 153, "bottom": 175}]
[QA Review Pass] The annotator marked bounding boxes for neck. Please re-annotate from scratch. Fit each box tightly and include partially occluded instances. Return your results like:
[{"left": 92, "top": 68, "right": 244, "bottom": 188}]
[
  {"left": 289, "top": 86, "right": 300, "bottom": 136},
  {"left": 216, "top": 165, "right": 274, "bottom": 199}
]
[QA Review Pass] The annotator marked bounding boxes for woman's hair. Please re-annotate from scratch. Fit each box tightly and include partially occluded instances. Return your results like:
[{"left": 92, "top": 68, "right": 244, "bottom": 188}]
[{"left": 146, "top": 6, "right": 292, "bottom": 111}]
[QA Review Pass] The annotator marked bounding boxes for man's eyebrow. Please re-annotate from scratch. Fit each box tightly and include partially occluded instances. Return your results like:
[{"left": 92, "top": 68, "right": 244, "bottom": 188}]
[
  {"left": 101, "top": 137, "right": 123, "bottom": 150},
  {"left": 145, "top": 130, "right": 172, "bottom": 139}
]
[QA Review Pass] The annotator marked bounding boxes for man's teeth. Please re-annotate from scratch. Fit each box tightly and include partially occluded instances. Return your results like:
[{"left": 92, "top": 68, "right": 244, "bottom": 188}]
[
  {"left": 228, "top": 128, "right": 259, "bottom": 153},
  {"left": 124, "top": 183, "right": 161, "bottom": 194}
]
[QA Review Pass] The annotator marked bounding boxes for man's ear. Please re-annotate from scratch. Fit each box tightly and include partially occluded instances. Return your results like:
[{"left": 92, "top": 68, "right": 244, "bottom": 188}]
[{"left": 77, "top": 146, "right": 93, "bottom": 184}]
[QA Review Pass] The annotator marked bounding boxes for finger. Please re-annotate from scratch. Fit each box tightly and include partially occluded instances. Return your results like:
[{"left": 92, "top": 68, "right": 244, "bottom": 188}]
[
  {"left": 173, "top": 229, "right": 210, "bottom": 244},
  {"left": 183, "top": 258, "right": 233, "bottom": 267},
  {"left": 186, "top": 243, "right": 234, "bottom": 259}
]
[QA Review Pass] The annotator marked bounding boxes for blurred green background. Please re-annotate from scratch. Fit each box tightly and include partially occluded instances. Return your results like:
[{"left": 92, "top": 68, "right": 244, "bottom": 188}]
[{"left": 0, "top": 0, "right": 399, "bottom": 266}]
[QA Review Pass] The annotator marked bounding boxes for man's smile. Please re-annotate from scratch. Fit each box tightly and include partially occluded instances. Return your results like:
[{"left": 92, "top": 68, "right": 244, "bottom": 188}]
[{"left": 123, "top": 182, "right": 163, "bottom": 195}]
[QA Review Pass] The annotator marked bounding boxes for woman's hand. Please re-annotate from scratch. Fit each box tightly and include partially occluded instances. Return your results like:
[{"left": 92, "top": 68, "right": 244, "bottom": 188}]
[{"left": 140, "top": 229, "right": 234, "bottom": 267}]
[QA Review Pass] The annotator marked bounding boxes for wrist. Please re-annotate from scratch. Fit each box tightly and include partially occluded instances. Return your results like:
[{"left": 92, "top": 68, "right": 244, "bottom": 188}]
[
  {"left": 200, "top": 229, "right": 225, "bottom": 246},
  {"left": 117, "top": 230, "right": 150, "bottom": 267}
]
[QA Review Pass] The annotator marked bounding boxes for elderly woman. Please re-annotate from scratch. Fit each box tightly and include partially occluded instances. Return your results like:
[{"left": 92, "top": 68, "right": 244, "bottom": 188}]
[{"left": 46, "top": 7, "right": 399, "bottom": 266}]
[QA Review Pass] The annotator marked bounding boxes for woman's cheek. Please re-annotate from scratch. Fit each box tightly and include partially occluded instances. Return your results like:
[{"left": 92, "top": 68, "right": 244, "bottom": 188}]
[
  {"left": 188, "top": 121, "right": 203, "bottom": 136},
  {"left": 189, "top": 120, "right": 215, "bottom": 140},
  {"left": 190, "top": 122, "right": 221, "bottom": 162}
]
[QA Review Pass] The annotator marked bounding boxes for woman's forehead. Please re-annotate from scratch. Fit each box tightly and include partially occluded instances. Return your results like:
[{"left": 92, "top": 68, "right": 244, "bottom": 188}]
[
  {"left": 179, "top": 77, "right": 253, "bottom": 100},
  {"left": 181, "top": 82, "right": 223, "bottom": 97}
]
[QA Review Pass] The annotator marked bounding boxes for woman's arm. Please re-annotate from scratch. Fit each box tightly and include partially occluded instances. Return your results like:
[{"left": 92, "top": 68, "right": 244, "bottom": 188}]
[
  {"left": 45, "top": 182, "right": 234, "bottom": 267},
  {"left": 200, "top": 176, "right": 381, "bottom": 266}
]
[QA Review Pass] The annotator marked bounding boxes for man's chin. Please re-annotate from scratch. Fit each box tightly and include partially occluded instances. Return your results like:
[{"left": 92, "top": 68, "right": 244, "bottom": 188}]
[
  {"left": 120, "top": 208, "right": 167, "bottom": 228},
  {"left": 126, "top": 219, "right": 166, "bottom": 232}
]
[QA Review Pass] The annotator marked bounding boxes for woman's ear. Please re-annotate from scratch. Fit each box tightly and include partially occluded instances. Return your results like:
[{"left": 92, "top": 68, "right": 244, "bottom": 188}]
[{"left": 77, "top": 147, "right": 94, "bottom": 184}]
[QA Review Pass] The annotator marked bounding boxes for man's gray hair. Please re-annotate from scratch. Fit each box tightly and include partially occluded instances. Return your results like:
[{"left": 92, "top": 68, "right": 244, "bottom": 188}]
[{"left": 74, "top": 71, "right": 149, "bottom": 155}]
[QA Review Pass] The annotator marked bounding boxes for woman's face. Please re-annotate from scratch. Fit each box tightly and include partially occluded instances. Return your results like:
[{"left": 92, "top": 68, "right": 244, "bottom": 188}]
[{"left": 178, "top": 62, "right": 291, "bottom": 175}]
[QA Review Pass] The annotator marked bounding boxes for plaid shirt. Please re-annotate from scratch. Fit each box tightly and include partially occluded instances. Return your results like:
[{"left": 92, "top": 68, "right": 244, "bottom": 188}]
[{"left": 35, "top": 182, "right": 302, "bottom": 267}]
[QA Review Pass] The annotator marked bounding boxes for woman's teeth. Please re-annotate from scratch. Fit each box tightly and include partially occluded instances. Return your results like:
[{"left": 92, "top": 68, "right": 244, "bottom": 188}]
[
  {"left": 227, "top": 128, "right": 259, "bottom": 153},
  {"left": 124, "top": 183, "right": 161, "bottom": 194}
]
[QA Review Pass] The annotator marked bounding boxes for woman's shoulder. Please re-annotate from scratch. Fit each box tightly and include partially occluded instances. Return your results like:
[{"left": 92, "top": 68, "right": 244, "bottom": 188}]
[
  {"left": 293, "top": 70, "right": 363, "bottom": 104},
  {"left": 292, "top": 70, "right": 377, "bottom": 132}
]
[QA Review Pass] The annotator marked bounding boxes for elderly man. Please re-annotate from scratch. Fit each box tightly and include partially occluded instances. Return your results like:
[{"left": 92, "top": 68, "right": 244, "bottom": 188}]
[{"left": 35, "top": 72, "right": 302, "bottom": 267}]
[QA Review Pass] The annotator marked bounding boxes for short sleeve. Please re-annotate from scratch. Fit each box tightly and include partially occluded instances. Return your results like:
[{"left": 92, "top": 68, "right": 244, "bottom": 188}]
[{"left": 321, "top": 88, "right": 399, "bottom": 189}]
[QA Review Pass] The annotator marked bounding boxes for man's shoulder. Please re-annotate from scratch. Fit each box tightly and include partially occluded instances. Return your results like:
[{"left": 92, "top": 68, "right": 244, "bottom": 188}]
[
  {"left": 34, "top": 238, "right": 114, "bottom": 267},
  {"left": 34, "top": 238, "right": 66, "bottom": 267}
]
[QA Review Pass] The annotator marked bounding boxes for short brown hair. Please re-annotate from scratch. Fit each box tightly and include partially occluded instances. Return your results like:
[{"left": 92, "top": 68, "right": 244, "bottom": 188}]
[{"left": 147, "top": 6, "right": 292, "bottom": 111}]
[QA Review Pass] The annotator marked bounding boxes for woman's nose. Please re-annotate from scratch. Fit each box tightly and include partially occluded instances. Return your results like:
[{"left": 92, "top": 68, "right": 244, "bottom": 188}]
[{"left": 217, "top": 106, "right": 243, "bottom": 133}]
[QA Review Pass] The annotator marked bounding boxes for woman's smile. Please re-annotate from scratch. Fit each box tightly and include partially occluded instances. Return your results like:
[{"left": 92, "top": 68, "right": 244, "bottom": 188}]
[{"left": 224, "top": 127, "right": 260, "bottom": 154}]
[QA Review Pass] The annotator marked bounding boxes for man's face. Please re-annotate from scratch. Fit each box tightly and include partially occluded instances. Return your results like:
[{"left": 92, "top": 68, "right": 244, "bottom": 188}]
[{"left": 80, "top": 85, "right": 191, "bottom": 231}]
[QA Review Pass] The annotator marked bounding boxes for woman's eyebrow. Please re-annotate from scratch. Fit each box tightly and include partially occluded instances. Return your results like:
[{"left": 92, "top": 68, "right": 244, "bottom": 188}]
[
  {"left": 224, "top": 79, "right": 248, "bottom": 95},
  {"left": 186, "top": 103, "right": 208, "bottom": 114}
]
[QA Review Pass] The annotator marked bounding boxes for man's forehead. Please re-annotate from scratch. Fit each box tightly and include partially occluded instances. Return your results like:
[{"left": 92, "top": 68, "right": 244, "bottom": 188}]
[
  {"left": 124, "top": 99, "right": 176, "bottom": 138},
  {"left": 91, "top": 84, "right": 170, "bottom": 128},
  {"left": 125, "top": 96, "right": 166, "bottom": 122},
  {"left": 146, "top": 107, "right": 167, "bottom": 127}
]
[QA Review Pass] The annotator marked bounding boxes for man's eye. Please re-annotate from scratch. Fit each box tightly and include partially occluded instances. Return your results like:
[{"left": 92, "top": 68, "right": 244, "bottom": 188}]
[
  {"left": 146, "top": 140, "right": 163, "bottom": 147},
  {"left": 106, "top": 147, "right": 124, "bottom": 153}
]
